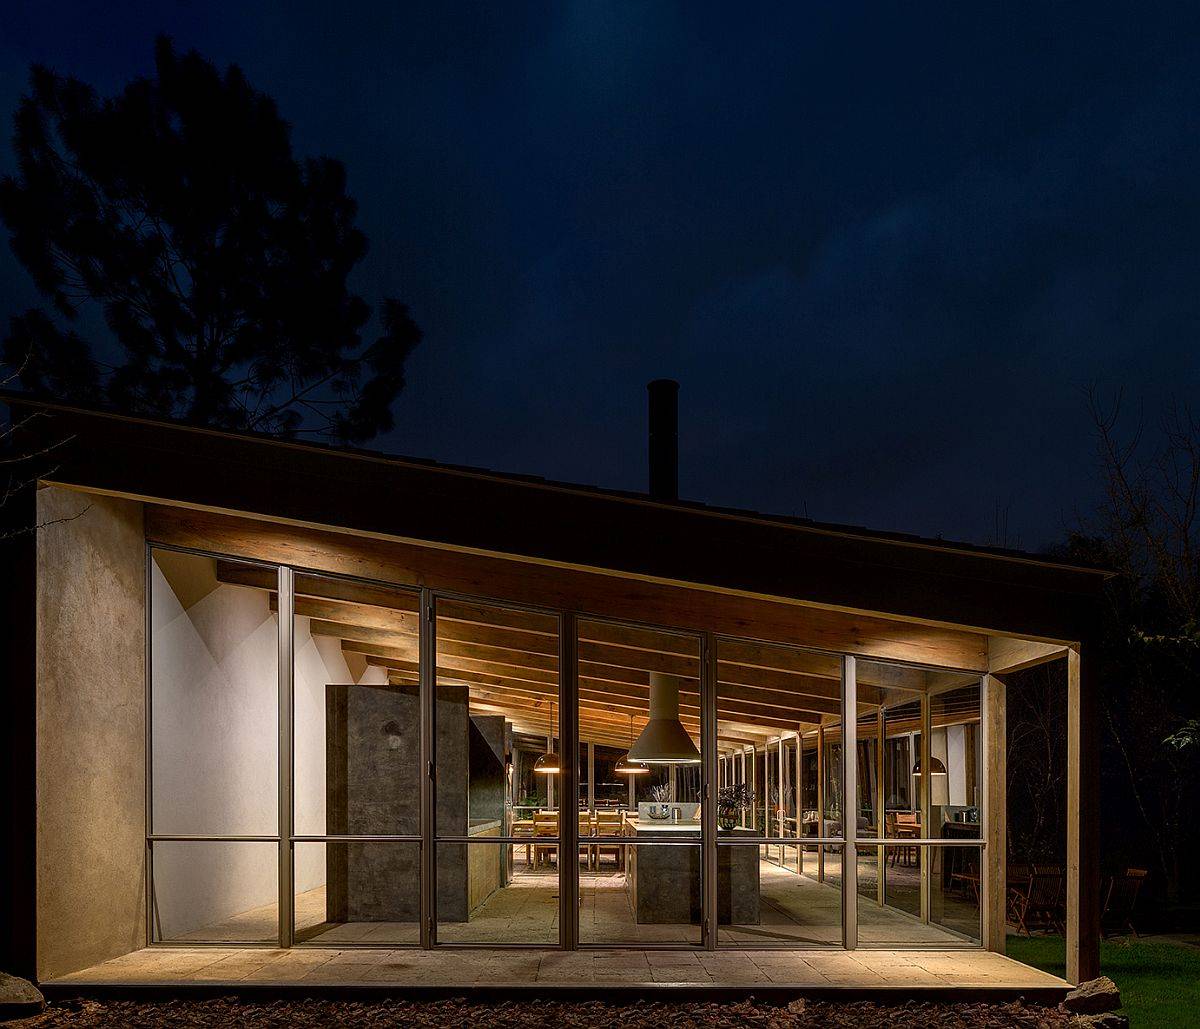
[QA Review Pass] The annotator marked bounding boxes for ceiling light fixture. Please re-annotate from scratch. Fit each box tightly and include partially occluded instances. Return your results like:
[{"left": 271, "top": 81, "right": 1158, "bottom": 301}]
[
  {"left": 615, "top": 713, "right": 650, "bottom": 775},
  {"left": 534, "top": 698, "right": 559, "bottom": 774},
  {"left": 627, "top": 672, "right": 701, "bottom": 765}
]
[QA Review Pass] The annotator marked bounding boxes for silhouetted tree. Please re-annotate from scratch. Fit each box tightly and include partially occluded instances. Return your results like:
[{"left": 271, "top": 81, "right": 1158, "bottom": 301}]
[
  {"left": 0, "top": 37, "right": 420, "bottom": 444},
  {"left": 1065, "top": 390, "right": 1200, "bottom": 907}
]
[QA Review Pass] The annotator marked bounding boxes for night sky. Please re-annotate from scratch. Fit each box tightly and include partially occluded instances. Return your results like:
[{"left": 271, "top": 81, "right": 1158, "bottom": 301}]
[{"left": 3, "top": 3, "right": 1199, "bottom": 551}]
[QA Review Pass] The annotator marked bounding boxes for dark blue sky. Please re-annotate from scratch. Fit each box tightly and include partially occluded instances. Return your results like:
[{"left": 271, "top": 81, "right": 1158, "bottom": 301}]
[{"left": 3, "top": 3, "right": 1199, "bottom": 550}]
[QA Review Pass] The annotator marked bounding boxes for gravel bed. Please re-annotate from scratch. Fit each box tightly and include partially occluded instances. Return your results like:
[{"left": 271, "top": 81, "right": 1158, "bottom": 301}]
[{"left": 16, "top": 996, "right": 1075, "bottom": 1028}]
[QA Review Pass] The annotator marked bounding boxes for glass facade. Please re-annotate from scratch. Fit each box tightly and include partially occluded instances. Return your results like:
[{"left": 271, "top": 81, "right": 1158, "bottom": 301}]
[{"left": 146, "top": 544, "right": 986, "bottom": 951}]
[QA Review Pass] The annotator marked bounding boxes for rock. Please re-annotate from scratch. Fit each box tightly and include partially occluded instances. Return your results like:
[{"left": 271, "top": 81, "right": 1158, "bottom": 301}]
[
  {"left": 1062, "top": 976, "right": 1122, "bottom": 1014},
  {"left": 786, "top": 998, "right": 807, "bottom": 1016},
  {"left": 1072, "top": 1013, "right": 1129, "bottom": 1028},
  {"left": 0, "top": 972, "right": 44, "bottom": 1022}
]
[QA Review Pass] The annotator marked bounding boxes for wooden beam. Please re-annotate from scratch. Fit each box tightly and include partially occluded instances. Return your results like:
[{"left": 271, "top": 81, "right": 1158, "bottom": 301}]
[
  {"left": 152, "top": 506, "right": 989, "bottom": 669},
  {"left": 987, "top": 636, "right": 1066, "bottom": 675}
]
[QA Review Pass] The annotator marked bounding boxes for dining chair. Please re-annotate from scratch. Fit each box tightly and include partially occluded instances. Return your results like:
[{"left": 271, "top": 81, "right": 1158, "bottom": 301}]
[
  {"left": 593, "top": 809, "right": 625, "bottom": 870},
  {"left": 533, "top": 810, "right": 558, "bottom": 869}
]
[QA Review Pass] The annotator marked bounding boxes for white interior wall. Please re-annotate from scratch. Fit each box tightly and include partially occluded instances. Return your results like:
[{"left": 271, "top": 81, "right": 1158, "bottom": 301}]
[
  {"left": 151, "top": 555, "right": 374, "bottom": 937},
  {"left": 945, "top": 724, "right": 968, "bottom": 807}
]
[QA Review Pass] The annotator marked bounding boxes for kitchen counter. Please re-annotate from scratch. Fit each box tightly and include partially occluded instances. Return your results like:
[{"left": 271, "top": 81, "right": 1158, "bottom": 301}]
[
  {"left": 624, "top": 816, "right": 702, "bottom": 833},
  {"left": 625, "top": 823, "right": 760, "bottom": 925}
]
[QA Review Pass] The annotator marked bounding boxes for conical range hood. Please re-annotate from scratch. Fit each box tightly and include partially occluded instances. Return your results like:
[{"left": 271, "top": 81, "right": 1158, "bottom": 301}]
[{"left": 627, "top": 672, "right": 701, "bottom": 764}]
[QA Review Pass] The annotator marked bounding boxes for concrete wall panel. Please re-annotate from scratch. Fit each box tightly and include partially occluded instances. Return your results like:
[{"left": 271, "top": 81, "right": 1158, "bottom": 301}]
[{"left": 36, "top": 488, "right": 146, "bottom": 980}]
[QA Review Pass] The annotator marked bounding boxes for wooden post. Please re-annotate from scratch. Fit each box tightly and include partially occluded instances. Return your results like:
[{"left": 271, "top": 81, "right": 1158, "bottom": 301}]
[
  {"left": 750, "top": 745, "right": 757, "bottom": 830},
  {"left": 740, "top": 748, "right": 748, "bottom": 827},
  {"left": 796, "top": 727, "right": 804, "bottom": 876},
  {"left": 920, "top": 693, "right": 932, "bottom": 924},
  {"left": 841, "top": 655, "right": 857, "bottom": 949},
  {"left": 587, "top": 741, "right": 595, "bottom": 813},
  {"left": 982, "top": 674, "right": 1006, "bottom": 952},
  {"left": 876, "top": 706, "right": 886, "bottom": 907},
  {"left": 817, "top": 723, "right": 826, "bottom": 883},
  {"left": 777, "top": 735, "right": 785, "bottom": 864},
  {"left": 1067, "top": 645, "right": 1100, "bottom": 984}
]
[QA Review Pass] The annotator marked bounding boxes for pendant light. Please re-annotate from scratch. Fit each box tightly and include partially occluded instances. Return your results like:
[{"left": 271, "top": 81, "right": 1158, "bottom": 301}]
[
  {"left": 615, "top": 713, "right": 650, "bottom": 775},
  {"left": 534, "top": 698, "right": 559, "bottom": 774},
  {"left": 627, "top": 672, "right": 701, "bottom": 765},
  {"left": 912, "top": 755, "right": 949, "bottom": 806}
]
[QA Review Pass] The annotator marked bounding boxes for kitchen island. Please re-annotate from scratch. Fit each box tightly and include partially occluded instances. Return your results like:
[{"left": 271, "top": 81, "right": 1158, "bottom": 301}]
[{"left": 624, "top": 818, "right": 760, "bottom": 925}]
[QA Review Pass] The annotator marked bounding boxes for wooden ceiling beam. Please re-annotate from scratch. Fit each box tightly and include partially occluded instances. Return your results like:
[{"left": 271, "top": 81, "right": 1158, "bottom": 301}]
[{"left": 162, "top": 508, "right": 987, "bottom": 670}]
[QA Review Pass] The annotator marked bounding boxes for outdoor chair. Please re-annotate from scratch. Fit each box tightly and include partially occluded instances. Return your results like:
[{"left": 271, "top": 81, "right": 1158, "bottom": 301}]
[
  {"left": 1101, "top": 867, "right": 1147, "bottom": 937},
  {"left": 1009, "top": 869, "right": 1064, "bottom": 935}
]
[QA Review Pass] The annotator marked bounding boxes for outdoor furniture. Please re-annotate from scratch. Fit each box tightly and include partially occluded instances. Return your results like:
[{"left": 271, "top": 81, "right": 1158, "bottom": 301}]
[
  {"left": 1009, "top": 869, "right": 1064, "bottom": 935},
  {"left": 1101, "top": 867, "right": 1147, "bottom": 937},
  {"left": 533, "top": 810, "right": 558, "bottom": 868}
]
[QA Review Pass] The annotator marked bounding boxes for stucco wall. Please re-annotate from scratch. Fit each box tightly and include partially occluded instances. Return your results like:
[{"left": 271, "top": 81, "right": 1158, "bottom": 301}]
[{"left": 36, "top": 488, "right": 146, "bottom": 980}]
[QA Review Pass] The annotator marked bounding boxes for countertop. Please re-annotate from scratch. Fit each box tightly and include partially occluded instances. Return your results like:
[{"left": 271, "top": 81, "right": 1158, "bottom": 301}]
[{"left": 625, "top": 817, "right": 702, "bottom": 834}]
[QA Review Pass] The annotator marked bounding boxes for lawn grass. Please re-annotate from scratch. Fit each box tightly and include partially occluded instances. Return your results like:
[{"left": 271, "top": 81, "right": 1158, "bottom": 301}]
[{"left": 1006, "top": 934, "right": 1200, "bottom": 1027}]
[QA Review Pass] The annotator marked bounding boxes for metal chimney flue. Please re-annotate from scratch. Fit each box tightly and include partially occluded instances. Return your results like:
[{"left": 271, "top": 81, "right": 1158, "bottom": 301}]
[{"left": 647, "top": 378, "right": 679, "bottom": 501}]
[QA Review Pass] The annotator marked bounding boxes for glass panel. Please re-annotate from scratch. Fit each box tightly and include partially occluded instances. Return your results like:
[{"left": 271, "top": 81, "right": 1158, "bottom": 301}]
[
  {"left": 294, "top": 841, "right": 420, "bottom": 945},
  {"left": 436, "top": 599, "right": 560, "bottom": 837},
  {"left": 932, "top": 844, "right": 983, "bottom": 943},
  {"left": 575, "top": 619, "right": 701, "bottom": 945},
  {"left": 856, "top": 845, "right": 981, "bottom": 946},
  {"left": 931, "top": 681, "right": 983, "bottom": 830},
  {"left": 716, "top": 639, "right": 842, "bottom": 947},
  {"left": 581, "top": 844, "right": 702, "bottom": 945},
  {"left": 433, "top": 599, "right": 559, "bottom": 943},
  {"left": 855, "top": 660, "right": 923, "bottom": 840},
  {"left": 151, "top": 841, "right": 278, "bottom": 943},
  {"left": 436, "top": 843, "right": 558, "bottom": 944},
  {"left": 292, "top": 573, "right": 422, "bottom": 837},
  {"left": 150, "top": 550, "right": 278, "bottom": 836},
  {"left": 717, "top": 841, "right": 843, "bottom": 947}
]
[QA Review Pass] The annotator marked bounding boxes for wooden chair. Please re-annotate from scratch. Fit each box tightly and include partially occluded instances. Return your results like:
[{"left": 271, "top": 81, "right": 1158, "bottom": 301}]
[
  {"left": 512, "top": 817, "right": 536, "bottom": 869},
  {"left": 1101, "top": 868, "right": 1147, "bottom": 937},
  {"left": 593, "top": 810, "right": 625, "bottom": 871},
  {"left": 533, "top": 810, "right": 558, "bottom": 869},
  {"left": 891, "top": 812, "right": 919, "bottom": 867},
  {"left": 1009, "top": 869, "right": 1064, "bottom": 935},
  {"left": 579, "top": 811, "right": 594, "bottom": 871}
]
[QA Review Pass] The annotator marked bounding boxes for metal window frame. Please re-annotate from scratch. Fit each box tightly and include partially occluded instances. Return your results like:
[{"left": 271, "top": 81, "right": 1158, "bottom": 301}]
[{"left": 144, "top": 543, "right": 990, "bottom": 956}]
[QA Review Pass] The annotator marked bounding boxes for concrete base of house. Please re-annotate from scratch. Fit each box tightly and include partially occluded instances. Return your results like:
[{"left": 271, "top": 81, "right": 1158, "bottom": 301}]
[{"left": 40, "top": 947, "right": 1070, "bottom": 1004}]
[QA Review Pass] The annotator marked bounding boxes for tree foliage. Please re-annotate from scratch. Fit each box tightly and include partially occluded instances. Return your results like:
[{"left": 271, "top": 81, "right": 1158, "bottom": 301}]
[
  {"left": 0, "top": 37, "right": 420, "bottom": 444},
  {"left": 1065, "top": 390, "right": 1200, "bottom": 905}
]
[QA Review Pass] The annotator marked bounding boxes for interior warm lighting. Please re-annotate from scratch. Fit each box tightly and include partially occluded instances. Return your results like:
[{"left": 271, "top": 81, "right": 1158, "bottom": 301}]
[
  {"left": 627, "top": 672, "right": 701, "bottom": 765},
  {"left": 534, "top": 698, "right": 558, "bottom": 774},
  {"left": 533, "top": 752, "right": 560, "bottom": 775},
  {"left": 912, "top": 756, "right": 950, "bottom": 806},
  {"left": 615, "top": 712, "right": 650, "bottom": 774}
]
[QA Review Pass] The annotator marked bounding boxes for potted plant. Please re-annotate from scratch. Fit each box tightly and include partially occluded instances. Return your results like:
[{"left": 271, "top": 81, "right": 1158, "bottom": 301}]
[
  {"left": 717, "top": 783, "right": 755, "bottom": 831},
  {"left": 647, "top": 782, "right": 672, "bottom": 820}
]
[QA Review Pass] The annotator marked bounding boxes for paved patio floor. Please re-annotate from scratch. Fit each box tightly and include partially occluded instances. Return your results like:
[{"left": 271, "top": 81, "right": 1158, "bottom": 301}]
[{"left": 46, "top": 946, "right": 1067, "bottom": 996}]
